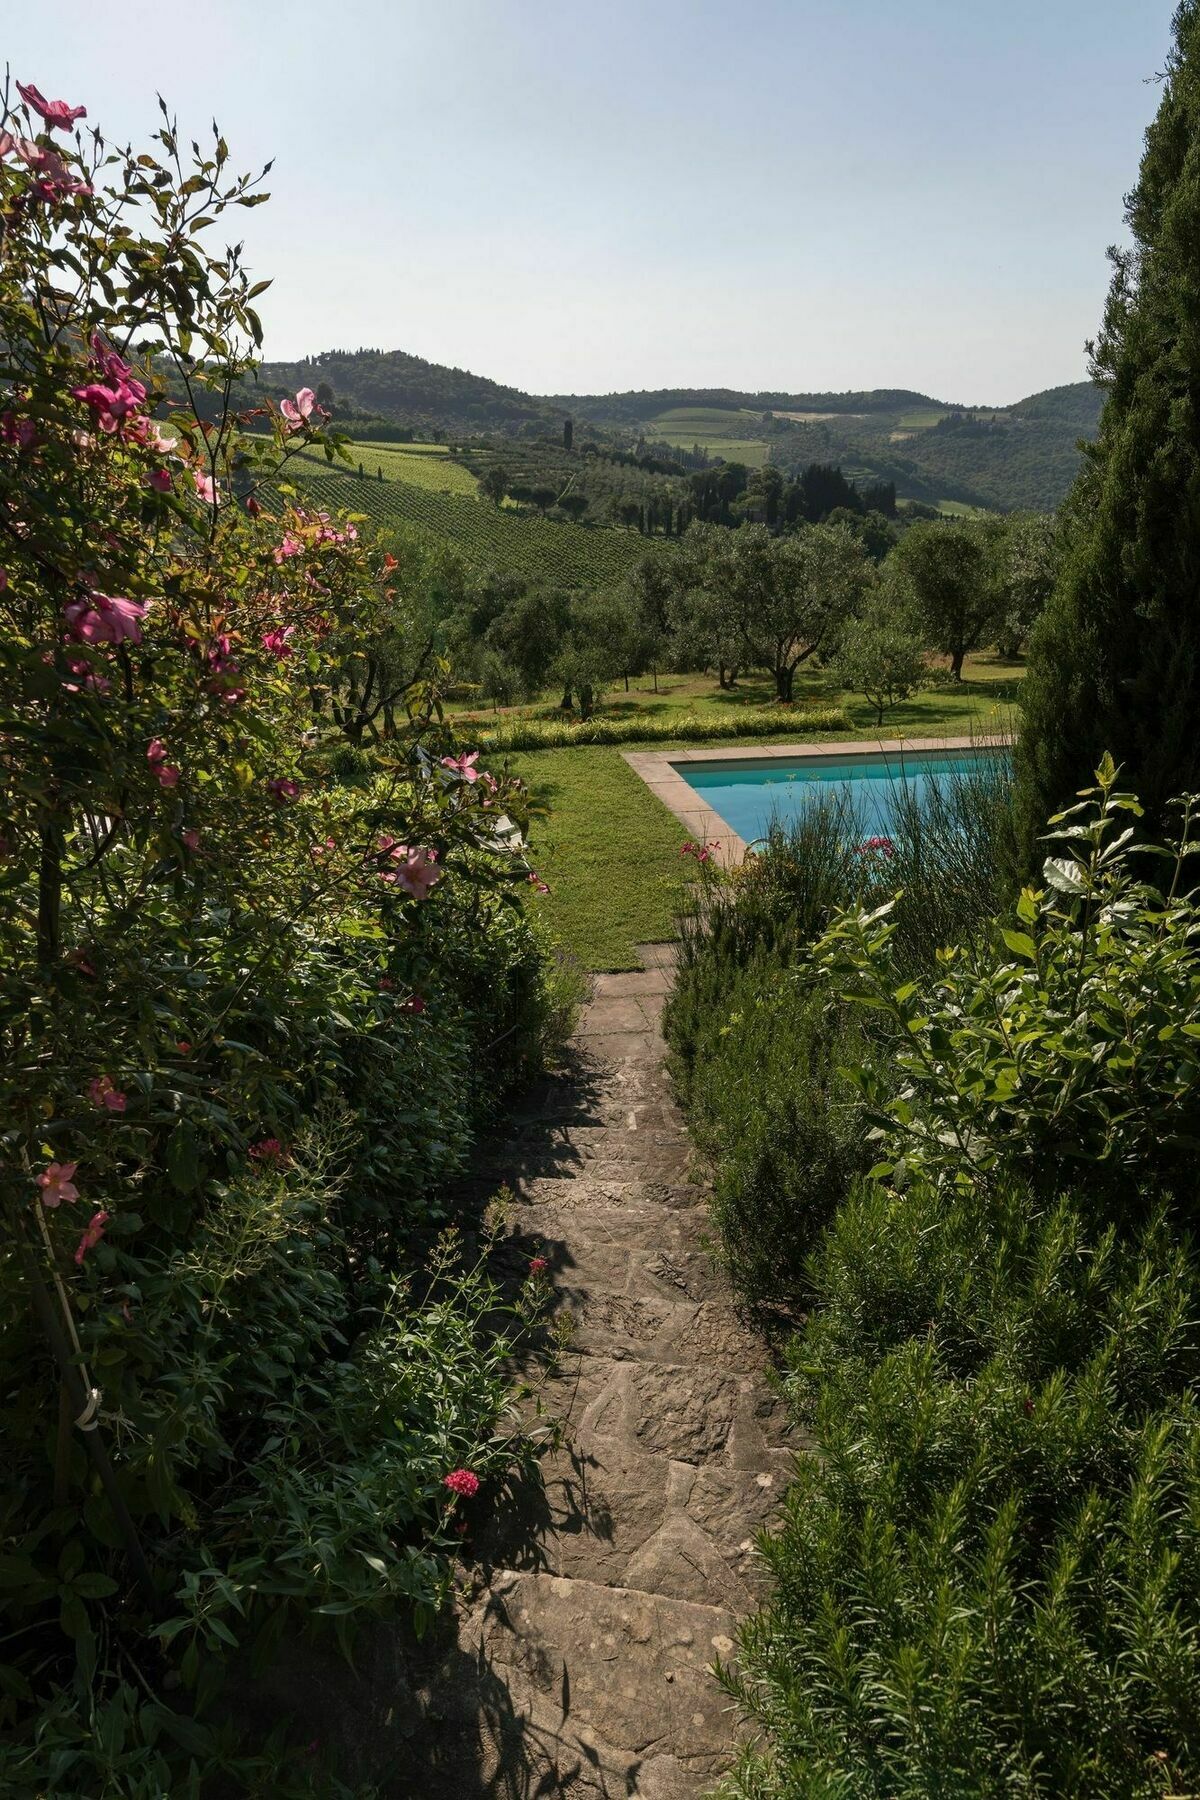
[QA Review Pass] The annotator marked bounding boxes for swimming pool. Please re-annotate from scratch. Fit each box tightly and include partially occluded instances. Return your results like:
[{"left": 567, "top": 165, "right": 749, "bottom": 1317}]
[{"left": 670, "top": 744, "right": 1004, "bottom": 846}]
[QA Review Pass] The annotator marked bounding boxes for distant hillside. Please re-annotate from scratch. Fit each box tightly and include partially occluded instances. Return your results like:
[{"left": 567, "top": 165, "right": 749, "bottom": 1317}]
[{"left": 251, "top": 347, "right": 1104, "bottom": 511}]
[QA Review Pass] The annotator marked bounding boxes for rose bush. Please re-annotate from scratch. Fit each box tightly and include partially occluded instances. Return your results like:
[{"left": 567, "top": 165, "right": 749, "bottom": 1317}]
[{"left": 0, "top": 80, "right": 569, "bottom": 1795}]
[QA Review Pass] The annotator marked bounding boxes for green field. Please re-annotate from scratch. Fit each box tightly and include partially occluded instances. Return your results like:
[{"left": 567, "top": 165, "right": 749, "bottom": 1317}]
[
  {"left": 642, "top": 405, "right": 770, "bottom": 467},
  {"left": 896, "top": 407, "right": 948, "bottom": 429},
  {"left": 275, "top": 462, "right": 658, "bottom": 587},
  {"left": 300, "top": 443, "right": 480, "bottom": 497}
]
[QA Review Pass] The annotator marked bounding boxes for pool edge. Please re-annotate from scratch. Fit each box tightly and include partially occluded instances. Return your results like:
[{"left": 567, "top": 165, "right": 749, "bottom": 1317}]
[{"left": 623, "top": 734, "right": 1010, "bottom": 867}]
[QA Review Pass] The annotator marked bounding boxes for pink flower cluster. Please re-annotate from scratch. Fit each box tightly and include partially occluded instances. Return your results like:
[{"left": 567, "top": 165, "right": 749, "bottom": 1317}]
[
  {"left": 70, "top": 337, "right": 147, "bottom": 435},
  {"left": 442, "top": 1469, "right": 480, "bottom": 1499},
  {"left": 261, "top": 626, "right": 294, "bottom": 660},
  {"left": 88, "top": 1074, "right": 127, "bottom": 1113},
  {"left": 680, "top": 839, "right": 721, "bottom": 864},
  {"left": 375, "top": 840, "right": 442, "bottom": 900},
  {"left": 147, "top": 739, "right": 180, "bottom": 789},
  {"left": 854, "top": 835, "right": 895, "bottom": 860},
  {"left": 440, "top": 751, "right": 481, "bottom": 783},
  {"left": 0, "top": 125, "right": 92, "bottom": 203}
]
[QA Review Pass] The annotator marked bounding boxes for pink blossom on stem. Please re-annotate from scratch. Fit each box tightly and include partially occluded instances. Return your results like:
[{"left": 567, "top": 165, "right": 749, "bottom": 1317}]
[
  {"left": 376, "top": 840, "right": 442, "bottom": 900},
  {"left": 147, "top": 469, "right": 172, "bottom": 493},
  {"left": 245, "top": 494, "right": 262, "bottom": 518},
  {"left": 442, "top": 1469, "right": 480, "bottom": 1499},
  {"left": 279, "top": 387, "right": 327, "bottom": 432},
  {"left": 528, "top": 1256, "right": 548, "bottom": 1277},
  {"left": 679, "top": 839, "right": 720, "bottom": 865},
  {"left": 440, "top": 751, "right": 481, "bottom": 784},
  {"left": 74, "top": 1210, "right": 110, "bottom": 1266},
  {"left": 88, "top": 1075, "right": 127, "bottom": 1113},
  {"left": 64, "top": 594, "right": 146, "bottom": 647},
  {"left": 527, "top": 871, "right": 550, "bottom": 895},
  {"left": 206, "top": 633, "right": 236, "bottom": 674},
  {"left": 266, "top": 776, "right": 301, "bottom": 805},
  {"left": 16, "top": 82, "right": 87, "bottom": 130},
  {"left": 36, "top": 1162, "right": 79, "bottom": 1208},
  {"left": 272, "top": 532, "right": 303, "bottom": 563},
  {"left": 260, "top": 626, "right": 294, "bottom": 660},
  {"left": 193, "top": 469, "right": 217, "bottom": 505}
]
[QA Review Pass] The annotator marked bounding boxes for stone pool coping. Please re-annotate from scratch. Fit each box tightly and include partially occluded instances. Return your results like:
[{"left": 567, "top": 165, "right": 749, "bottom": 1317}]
[{"left": 624, "top": 735, "right": 1010, "bottom": 867}]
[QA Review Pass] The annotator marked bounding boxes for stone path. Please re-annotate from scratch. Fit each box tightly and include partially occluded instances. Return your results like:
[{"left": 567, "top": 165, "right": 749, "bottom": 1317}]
[{"left": 253, "top": 951, "right": 793, "bottom": 1795}]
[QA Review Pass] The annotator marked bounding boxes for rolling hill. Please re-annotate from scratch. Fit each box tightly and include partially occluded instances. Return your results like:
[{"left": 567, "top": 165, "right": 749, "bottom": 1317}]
[{"left": 253, "top": 349, "right": 1105, "bottom": 512}]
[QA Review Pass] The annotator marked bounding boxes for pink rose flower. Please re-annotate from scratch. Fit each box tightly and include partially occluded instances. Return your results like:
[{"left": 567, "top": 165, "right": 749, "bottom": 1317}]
[
  {"left": 74, "top": 1210, "right": 109, "bottom": 1266},
  {"left": 64, "top": 594, "right": 146, "bottom": 646},
  {"left": 442, "top": 1469, "right": 480, "bottom": 1499},
  {"left": 36, "top": 1161, "right": 79, "bottom": 1208},
  {"left": 16, "top": 81, "right": 87, "bottom": 130}
]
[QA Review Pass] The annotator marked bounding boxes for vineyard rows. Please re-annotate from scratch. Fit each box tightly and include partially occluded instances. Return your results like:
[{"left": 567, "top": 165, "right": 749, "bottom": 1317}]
[{"left": 273, "top": 465, "right": 658, "bottom": 587}]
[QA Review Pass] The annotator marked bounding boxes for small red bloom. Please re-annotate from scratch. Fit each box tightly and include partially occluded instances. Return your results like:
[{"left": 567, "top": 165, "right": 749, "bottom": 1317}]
[
  {"left": 442, "top": 1468, "right": 480, "bottom": 1499},
  {"left": 528, "top": 1256, "right": 548, "bottom": 1277}
]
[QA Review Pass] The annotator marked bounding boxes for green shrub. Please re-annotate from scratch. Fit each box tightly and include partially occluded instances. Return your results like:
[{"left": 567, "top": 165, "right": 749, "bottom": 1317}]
[
  {"left": 476, "top": 705, "right": 848, "bottom": 753},
  {"left": 670, "top": 956, "right": 869, "bottom": 1303},
  {"left": 716, "top": 765, "right": 1200, "bottom": 1796}
]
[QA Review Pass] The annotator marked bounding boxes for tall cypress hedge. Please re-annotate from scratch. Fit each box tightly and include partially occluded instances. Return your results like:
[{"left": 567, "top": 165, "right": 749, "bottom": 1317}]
[{"left": 1015, "top": 1, "right": 1200, "bottom": 856}]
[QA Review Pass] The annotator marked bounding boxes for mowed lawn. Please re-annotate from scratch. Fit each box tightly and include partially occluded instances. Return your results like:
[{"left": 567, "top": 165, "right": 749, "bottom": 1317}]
[{"left": 501, "top": 657, "right": 1023, "bottom": 971}]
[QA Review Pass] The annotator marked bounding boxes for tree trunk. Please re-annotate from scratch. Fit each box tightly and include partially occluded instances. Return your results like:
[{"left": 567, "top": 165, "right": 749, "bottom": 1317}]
[
  {"left": 560, "top": 688, "right": 574, "bottom": 712},
  {"left": 951, "top": 646, "right": 966, "bottom": 680},
  {"left": 578, "top": 683, "right": 595, "bottom": 720},
  {"left": 776, "top": 664, "right": 795, "bottom": 703}
]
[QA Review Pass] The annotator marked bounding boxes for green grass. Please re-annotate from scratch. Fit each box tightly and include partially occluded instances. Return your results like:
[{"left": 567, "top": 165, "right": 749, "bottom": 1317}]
[
  {"left": 512, "top": 746, "right": 692, "bottom": 972},
  {"left": 896, "top": 407, "right": 949, "bottom": 429},
  {"left": 642, "top": 406, "right": 771, "bottom": 467}
]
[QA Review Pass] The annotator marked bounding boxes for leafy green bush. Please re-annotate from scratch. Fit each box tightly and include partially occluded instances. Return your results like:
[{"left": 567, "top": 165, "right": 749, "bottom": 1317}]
[
  {"left": 715, "top": 764, "right": 1200, "bottom": 1796},
  {"left": 664, "top": 758, "right": 1014, "bottom": 1303},
  {"left": 0, "top": 85, "right": 570, "bottom": 1795}
]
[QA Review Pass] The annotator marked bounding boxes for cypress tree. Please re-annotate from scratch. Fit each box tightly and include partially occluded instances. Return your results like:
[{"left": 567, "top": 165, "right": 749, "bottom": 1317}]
[{"left": 1015, "top": 2, "right": 1200, "bottom": 855}]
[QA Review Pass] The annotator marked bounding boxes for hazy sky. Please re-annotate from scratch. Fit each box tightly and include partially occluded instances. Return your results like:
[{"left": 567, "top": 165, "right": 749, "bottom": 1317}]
[{"left": 7, "top": 1, "right": 1174, "bottom": 402}]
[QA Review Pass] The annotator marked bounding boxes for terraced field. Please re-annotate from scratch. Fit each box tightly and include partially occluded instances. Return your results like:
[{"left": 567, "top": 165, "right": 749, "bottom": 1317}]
[
  {"left": 298, "top": 443, "right": 479, "bottom": 496},
  {"left": 272, "top": 460, "right": 657, "bottom": 586}
]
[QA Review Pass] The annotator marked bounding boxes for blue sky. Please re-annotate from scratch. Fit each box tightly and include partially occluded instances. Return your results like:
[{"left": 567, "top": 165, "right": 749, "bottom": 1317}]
[{"left": 7, "top": 1, "right": 1173, "bottom": 401}]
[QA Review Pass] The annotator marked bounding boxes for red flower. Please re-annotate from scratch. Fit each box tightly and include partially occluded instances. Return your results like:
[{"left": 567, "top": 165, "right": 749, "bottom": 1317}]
[
  {"left": 528, "top": 1256, "right": 548, "bottom": 1277},
  {"left": 248, "top": 1136, "right": 290, "bottom": 1165},
  {"left": 400, "top": 994, "right": 427, "bottom": 1014},
  {"left": 442, "top": 1469, "right": 480, "bottom": 1499}
]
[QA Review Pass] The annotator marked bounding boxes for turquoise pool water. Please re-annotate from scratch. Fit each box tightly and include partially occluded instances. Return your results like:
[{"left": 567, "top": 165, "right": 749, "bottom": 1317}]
[{"left": 674, "top": 746, "right": 1000, "bottom": 844}]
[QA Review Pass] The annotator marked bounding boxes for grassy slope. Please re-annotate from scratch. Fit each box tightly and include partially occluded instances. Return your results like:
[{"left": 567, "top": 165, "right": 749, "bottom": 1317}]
[{"left": 505, "top": 657, "right": 1020, "bottom": 971}]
